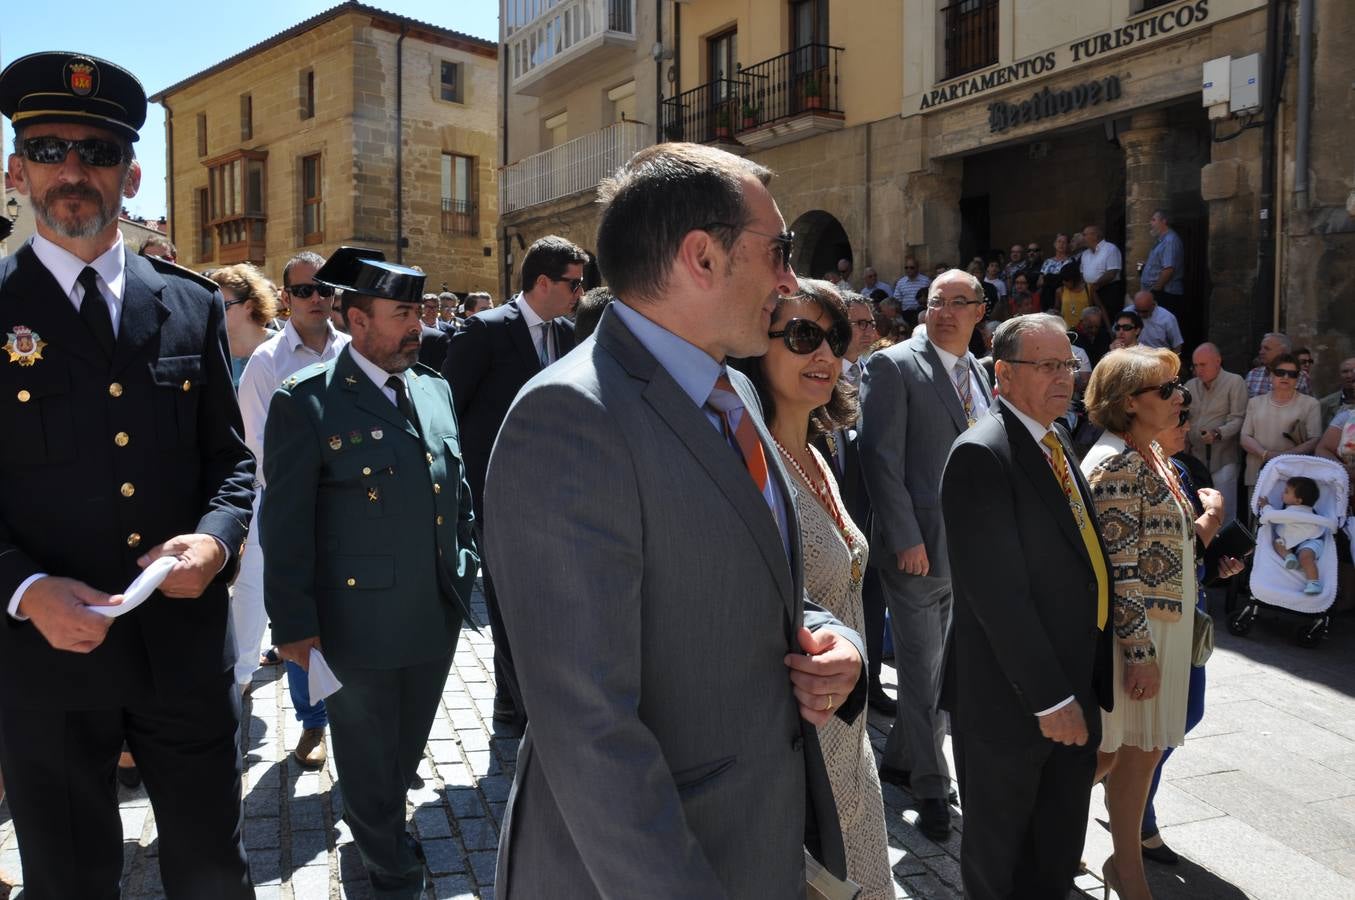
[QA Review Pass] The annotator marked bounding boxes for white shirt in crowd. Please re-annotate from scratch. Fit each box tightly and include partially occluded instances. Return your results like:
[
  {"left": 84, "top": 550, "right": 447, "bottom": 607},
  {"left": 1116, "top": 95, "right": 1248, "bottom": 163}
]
[
  {"left": 892, "top": 273, "right": 931, "bottom": 311},
  {"left": 931, "top": 340, "right": 991, "bottom": 422},
  {"left": 1080, "top": 240, "right": 1123, "bottom": 286}
]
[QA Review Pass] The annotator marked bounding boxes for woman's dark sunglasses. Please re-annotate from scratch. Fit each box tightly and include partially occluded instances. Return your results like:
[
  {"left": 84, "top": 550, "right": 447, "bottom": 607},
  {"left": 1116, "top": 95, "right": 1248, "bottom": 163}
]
[
  {"left": 1113, "top": 323, "right": 1139, "bottom": 332},
  {"left": 1271, "top": 368, "right": 1300, "bottom": 379},
  {"left": 22, "top": 136, "right": 128, "bottom": 167},
  {"left": 223, "top": 297, "right": 249, "bottom": 310},
  {"left": 1132, "top": 379, "right": 1191, "bottom": 403},
  {"left": 287, "top": 283, "right": 335, "bottom": 299},
  {"left": 769, "top": 318, "right": 852, "bottom": 358}
]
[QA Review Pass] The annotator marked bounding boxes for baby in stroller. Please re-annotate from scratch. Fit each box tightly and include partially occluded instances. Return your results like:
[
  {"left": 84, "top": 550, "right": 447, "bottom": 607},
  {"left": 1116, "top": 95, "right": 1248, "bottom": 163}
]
[{"left": 1263, "top": 475, "right": 1328, "bottom": 595}]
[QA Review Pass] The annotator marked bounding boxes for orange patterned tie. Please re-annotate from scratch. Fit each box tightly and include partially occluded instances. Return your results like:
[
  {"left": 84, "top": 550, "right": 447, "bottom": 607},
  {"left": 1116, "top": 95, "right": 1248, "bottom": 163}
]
[{"left": 706, "top": 375, "right": 769, "bottom": 492}]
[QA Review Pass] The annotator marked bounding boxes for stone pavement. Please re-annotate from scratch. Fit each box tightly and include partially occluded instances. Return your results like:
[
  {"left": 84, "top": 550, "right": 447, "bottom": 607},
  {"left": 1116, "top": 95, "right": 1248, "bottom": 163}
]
[{"left": 2, "top": 587, "right": 1354, "bottom": 898}]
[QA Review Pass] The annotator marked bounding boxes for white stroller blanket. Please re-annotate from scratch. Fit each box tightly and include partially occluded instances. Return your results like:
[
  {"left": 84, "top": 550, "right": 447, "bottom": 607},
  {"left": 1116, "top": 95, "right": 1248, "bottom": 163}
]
[{"left": 1248, "top": 456, "right": 1348, "bottom": 614}]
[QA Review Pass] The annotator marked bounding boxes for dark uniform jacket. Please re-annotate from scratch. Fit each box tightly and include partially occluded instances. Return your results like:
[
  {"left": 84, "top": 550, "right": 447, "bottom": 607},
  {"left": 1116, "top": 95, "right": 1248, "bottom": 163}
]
[
  {"left": 259, "top": 346, "right": 478, "bottom": 669},
  {"left": 0, "top": 244, "right": 255, "bottom": 709}
]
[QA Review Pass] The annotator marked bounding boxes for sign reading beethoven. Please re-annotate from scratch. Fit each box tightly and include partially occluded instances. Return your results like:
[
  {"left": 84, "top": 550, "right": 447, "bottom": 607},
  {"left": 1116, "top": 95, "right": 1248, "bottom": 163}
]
[{"left": 987, "top": 75, "right": 1122, "bottom": 134}]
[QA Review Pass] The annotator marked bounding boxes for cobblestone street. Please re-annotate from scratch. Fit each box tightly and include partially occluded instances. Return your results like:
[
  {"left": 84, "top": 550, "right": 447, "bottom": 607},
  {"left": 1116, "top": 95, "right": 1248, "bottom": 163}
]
[{"left": 2, "top": 586, "right": 1354, "bottom": 898}]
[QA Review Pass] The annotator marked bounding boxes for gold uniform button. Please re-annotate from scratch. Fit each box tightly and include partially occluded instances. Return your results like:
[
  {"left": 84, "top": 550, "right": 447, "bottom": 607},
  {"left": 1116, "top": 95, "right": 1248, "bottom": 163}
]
[
  {"left": 346, "top": 577, "right": 357, "bottom": 587},
  {"left": 362, "top": 466, "right": 373, "bottom": 476},
  {"left": 181, "top": 380, "right": 192, "bottom": 392},
  {"left": 16, "top": 390, "right": 31, "bottom": 403},
  {"left": 114, "top": 432, "right": 130, "bottom": 447},
  {"left": 108, "top": 382, "right": 123, "bottom": 398},
  {"left": 120, "top": 482, "right": 136, "bottom": 498},
  {"left": 127, "top": 532, "right": 142, "bottom": 548},
  {"left": 433, "top": 483, "right": 442, "bottom": 494},
  {"left": 426, "top": 452, "right": 434, "bottom": 465},
  {"left": 436, "top": 515, "right": 445, "bottom": 525}
]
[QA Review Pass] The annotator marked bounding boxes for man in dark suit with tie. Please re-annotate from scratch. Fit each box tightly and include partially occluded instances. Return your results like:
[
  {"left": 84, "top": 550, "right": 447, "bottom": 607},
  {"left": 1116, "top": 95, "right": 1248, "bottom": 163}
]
[
  {"left": 858, "top": 269, "right": 992, "bottom": 840},
  {"left": 939, "top": 313, "right": 1113, "bottom": 899},
  {"left": 261, "top": 248, "right": 479, "bottom": 899},
  {"left": 0, "top": 52, "right": 255, "bottom": 897},
  {"left": 442, "top": 235, "right": 586, "bottom": 730}
]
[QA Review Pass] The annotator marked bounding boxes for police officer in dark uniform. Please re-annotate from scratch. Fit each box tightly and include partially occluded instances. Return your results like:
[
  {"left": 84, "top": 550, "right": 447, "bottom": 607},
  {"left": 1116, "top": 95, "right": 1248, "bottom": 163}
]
[
  {"left": 0, "top": 53, "right": 256, "bottom": 897},
  {"left": 260, "top": 248, "right": 479, "bottom": 899}
]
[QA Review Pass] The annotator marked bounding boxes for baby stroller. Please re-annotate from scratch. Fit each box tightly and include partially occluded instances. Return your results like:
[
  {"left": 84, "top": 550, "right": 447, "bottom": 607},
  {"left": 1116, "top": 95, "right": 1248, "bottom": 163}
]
[{"left": 1229, "top": 455, "right": 1351, "bottom": 647}]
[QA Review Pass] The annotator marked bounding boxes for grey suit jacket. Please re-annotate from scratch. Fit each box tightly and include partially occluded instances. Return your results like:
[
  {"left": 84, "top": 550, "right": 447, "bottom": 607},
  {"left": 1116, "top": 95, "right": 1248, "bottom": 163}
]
[
  {"left": 484, "top": 306, "right": 866, "bottom": 899},
  {"left": 858, "top": 333, "right": 994, "bottom": 576}
]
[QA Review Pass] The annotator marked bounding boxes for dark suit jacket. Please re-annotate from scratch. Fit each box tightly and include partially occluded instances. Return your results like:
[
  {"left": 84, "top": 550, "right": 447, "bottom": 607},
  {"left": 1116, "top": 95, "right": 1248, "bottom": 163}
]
[
  {"left": 419, "top": 324, "right": 450, "bottom": 370},
  {"left": 811, "top": 425, "right": 874, "bottom": 566},
  {"left": 939, "top": 406, "right": 1113, "bottom": 742},
  {"left": 442, "top": 297, "right": 575, "bottom": 511},
  {"left": 259, "top": 347, "right": 479, "bottom": 669},
  {"left": 0, "top": 244, "right": 255, "bottom": 709}
]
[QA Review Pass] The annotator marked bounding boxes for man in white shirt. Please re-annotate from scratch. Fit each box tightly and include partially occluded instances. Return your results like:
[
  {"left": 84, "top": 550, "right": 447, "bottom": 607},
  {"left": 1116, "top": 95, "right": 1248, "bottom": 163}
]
[
  {"left": 1080, "top": 224, "right": 1123, "bottom": 318},
  {"left": 236, "top": 250, "right": 349, "bottom": 768},
  {"left": 892, "top": 257, "right": 931, "bottom": 322},
  {"left": 1185, "top": 343, "right": 1248, "bottom": 522}
]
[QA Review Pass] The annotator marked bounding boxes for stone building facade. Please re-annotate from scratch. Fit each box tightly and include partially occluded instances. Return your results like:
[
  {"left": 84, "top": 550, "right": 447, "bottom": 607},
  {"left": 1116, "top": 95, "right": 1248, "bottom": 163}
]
[
  {"left": 152, "top": 3, "right": 499, "bottom": 296},
  {"left": 662, "top": 0, "right": 1353, "bottom": 392}
]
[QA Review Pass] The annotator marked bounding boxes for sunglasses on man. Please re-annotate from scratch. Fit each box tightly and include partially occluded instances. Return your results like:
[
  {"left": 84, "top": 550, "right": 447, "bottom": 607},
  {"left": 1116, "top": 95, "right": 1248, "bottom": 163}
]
[
  {"left": 21, "top": 136, "right": 128, "bottom": 167},
  {"left": 549, "top": 276, "right": 585, "bottom": 292},
  {"left": 769, "top": 318, "right": 852, "bottom": 358},
  {"left": 286, "top": 283, "right": 336, "bottom": 299},
  {"left": 703, "top": 222, "right": 795, "bottom": 270}
]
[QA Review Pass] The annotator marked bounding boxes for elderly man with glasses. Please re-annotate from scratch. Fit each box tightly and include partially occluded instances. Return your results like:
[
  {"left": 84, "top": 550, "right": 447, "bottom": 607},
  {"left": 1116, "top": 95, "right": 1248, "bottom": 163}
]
[{"left": 859, "top": 269, "right": 992, "bottom": 841}]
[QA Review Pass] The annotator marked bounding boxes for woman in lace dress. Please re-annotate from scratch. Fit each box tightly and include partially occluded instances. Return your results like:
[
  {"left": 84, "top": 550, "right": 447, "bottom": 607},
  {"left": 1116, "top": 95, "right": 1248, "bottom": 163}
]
[{"left": 733, "top": 278, "right": 892, "bottom": 898}]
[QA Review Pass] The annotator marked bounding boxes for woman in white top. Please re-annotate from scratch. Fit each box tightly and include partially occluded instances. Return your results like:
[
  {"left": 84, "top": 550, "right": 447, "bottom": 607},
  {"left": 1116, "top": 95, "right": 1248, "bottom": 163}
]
[{"left": 1239, "top": 352, "right": 1322, "bottom": 496}]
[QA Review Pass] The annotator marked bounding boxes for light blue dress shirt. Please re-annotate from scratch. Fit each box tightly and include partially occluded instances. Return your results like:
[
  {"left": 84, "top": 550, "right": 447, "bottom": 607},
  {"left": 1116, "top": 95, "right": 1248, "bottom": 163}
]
[{"left": 1141, "top": 227, "right": 1184, "bottom": 295}]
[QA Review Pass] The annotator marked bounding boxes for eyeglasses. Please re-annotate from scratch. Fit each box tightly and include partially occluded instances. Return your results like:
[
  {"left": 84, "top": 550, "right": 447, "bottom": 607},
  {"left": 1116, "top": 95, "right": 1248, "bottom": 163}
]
[
  {"left": 1272, "top": 368, "right": 1300, "bottom": 379},
  {"left": 550, "top": 276, "right": 585, "bottom": 292},
  {"left": 702, "top": 222, "right": 795, "bottom": 270},
  {"left": 21, "top": 136, "right": 128, "bottom": 167},
  {"left": 286, "top": 283, "right": 335, "bottom": 299},
  {"left": 1113, "top": 323, "right": 1139, "bottom": 332},
  {"left": 1004, "top": 358, "right": 1081, "bottom": 376},
  {"left": 1026, "top": 247, "right": 1040, "bottom": 254},
  {"left": 1132, "top": 379, "right": 1191, "bottom": 402},
  {"left": 926, "top": 296, "right": 985, "bottom": 312},
  {"left": 849, "top": 318, "right": 878, "bottom": 331},
  {"left": 768, "top": 317, "right": 852, "bottom": 358},
  {"left": 223, "top": 297, "right": 249, "bottom": 310}
]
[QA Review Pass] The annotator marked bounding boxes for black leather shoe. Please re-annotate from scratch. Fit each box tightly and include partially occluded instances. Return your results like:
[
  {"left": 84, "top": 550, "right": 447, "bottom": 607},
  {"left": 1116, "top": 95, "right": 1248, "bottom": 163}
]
[
  {"left": 116, "top": 765, "right": 141, "bottom": 789},
  {"left": 917, "top": 798, "right": 951, "bottom": 841},
  {"left": 867, "top": 685, "right": 896, "bottom": 715}
]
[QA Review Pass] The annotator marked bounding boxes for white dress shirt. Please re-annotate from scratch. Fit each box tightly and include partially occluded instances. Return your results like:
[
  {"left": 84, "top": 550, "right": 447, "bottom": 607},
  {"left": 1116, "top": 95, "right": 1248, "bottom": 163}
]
[
  {"left": 931, "top": 341, "right": 990, "bottom": 421},
  {"left": 347, "top": 344, "right": 413, "bottom": 406},
  {"left": 238, "top": 320, "right": 349, "bottom": 485},
  {"left": 1080, "top": 240, "right": 1123, "bottom": 286},
  {"left": 999, "top": 396, "right": 1085, "bottom": 717},
  {"left": 516, "top": 293, "right": 555, "bottom": 363},
  {"left": 30, "top": 231, "right": 126, "bottom": 332}
]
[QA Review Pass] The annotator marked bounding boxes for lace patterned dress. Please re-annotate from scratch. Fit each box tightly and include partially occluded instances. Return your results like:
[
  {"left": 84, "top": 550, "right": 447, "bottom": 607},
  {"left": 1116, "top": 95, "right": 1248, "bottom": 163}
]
[{"left": 786, "top": 446, "right": 892, "bottom": 899}]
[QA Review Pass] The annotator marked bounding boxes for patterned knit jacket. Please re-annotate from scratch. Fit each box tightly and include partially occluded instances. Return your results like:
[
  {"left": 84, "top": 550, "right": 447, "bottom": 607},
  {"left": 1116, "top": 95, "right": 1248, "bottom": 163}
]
[{"left": 1085, "top": 442, "right": 1190, "bottom": 664}]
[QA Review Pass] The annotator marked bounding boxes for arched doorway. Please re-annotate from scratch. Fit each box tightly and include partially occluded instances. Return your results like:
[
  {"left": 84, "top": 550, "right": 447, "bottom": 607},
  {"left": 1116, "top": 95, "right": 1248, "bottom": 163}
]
[{"left": 789, "top": 210, "right": 852, "bottom": 281}]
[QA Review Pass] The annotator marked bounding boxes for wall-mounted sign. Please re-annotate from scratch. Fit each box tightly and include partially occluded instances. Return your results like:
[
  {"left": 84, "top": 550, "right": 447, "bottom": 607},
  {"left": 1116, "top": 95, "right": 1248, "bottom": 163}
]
[
  {"left": 915, "top": 0, "right": 1211, "bottom": 113},
  {"left": 987, "top": 75, "right": 1123, "bottom": 134}
]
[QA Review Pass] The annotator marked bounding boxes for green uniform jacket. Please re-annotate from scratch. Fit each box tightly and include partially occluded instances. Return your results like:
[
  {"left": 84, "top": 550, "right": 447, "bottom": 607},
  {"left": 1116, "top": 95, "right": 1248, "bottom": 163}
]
[{"left": 259, "top": 346, "right": 479, "bottom": 669}]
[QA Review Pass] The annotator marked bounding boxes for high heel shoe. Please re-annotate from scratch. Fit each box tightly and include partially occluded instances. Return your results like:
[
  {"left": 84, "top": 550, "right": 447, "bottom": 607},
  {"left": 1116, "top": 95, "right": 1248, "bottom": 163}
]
[{"left": 1101, "top": 857, "right": 1122, "bottom": 899}]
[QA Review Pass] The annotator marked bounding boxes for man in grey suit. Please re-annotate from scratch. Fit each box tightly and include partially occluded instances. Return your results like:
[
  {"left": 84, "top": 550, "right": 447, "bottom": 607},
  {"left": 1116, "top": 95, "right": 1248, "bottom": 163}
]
[
  {"left": 485, "top": 142, "right": 866, "bottom": 898},
  {"left": 859, "top": 269, "right": 991, "bottom": 840}
]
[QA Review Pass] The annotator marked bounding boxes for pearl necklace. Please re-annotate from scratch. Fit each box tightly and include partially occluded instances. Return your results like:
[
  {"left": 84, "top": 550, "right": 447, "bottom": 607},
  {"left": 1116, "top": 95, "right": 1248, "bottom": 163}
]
[{"left": 770, "top": 435, "right": 864, "bottom": 588}]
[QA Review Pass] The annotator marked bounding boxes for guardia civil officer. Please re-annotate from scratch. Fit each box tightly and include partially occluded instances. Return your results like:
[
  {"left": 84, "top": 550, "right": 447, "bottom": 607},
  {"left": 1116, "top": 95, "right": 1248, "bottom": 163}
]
[
  {"left": 259, "top": 248, "right": 479, "bottom": 899},
  {"left": 0, "top": 53, "right": 255, "bottom": 897}
]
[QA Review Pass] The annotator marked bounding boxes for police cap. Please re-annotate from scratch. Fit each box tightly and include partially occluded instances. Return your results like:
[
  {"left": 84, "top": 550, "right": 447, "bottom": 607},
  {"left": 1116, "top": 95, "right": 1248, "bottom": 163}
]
[
  {"left": 0, "top": 51, "right": 146, "bottom": 143},
  {"left": 313, "top": 247, "right": 425, "bottom": 303}
]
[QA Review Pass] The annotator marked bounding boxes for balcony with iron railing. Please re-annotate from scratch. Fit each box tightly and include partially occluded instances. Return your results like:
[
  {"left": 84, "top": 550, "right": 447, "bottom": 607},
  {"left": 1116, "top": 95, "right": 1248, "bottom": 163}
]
[
  {"left": 441, "top": 198, "right": 478, "bottom": 237},
  {"left": 500, "top": 121, "right": 647, "bottom": 216},
  {"left": 660, "top": 79, "right": 750, "bottom": 147},
  {"left": 506, "top": 0, "right": 637, "bottom": 97},
  {"left": 942, "top": 0, "right": 999, "bottom": 81}
]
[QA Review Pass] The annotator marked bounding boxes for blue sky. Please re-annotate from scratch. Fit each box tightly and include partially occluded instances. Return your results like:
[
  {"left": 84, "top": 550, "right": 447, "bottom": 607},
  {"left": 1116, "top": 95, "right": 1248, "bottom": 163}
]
[{"left": 1, "top": 1, "right": 499, "bottom": 219}]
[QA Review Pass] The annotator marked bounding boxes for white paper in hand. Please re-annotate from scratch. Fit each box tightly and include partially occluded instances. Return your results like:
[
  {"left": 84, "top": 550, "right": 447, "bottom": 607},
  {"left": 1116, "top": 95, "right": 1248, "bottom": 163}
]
[
  {"left": 89, "top": 555, "right": 178, "bottom": 618},
  {"left": 308, "top": 648, "right": 343, "bottom": 703}
]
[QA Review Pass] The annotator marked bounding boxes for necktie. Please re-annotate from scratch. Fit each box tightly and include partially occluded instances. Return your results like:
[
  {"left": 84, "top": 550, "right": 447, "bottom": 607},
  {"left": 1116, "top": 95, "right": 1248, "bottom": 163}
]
[
  {"left": 705, "top": 375, "right": 769, "bottom": 494},
  {"left": 1040, "top": 432, "right": 1108, "bottom": 630},
  {"left": 537, "top": 322, "right": 551, "bottom": 367},
  {"left": 78, "top": 266, "right": 115, "bottom": 359},
  {"left": 952, "top": 360, "right": 975, "bottom": 426},
  {"left": 386, "top": 375, "right": 421, "bottom": 436}
]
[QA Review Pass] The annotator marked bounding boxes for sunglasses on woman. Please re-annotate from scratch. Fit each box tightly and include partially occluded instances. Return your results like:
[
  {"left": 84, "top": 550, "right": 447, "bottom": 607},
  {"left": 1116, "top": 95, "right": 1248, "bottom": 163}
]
[
  {"left": 1113, "top": 323, "right": 1139, "bottom": 332},
  {"left": 1271, "top": 368, "right": 1300, "bottom": 379},
  {"left": 223, "top": 297, "right": 249, "bottom": 310},
  {"left": 768, "top": 318, "right": 852, "bottom": 358},
  {"left": 1132, "top": 379, "right": 1191, "bottom": 403},
  {"left": 287, "top": 283, "right": 335, "bottom": 299}
]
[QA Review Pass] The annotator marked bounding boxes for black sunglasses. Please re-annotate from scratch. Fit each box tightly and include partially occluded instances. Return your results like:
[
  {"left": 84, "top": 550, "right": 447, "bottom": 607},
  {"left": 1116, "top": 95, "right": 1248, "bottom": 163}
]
[
  {"left": 550, "top": 276, "right": 584, "bottom": 292},
  {"left": 21, "top": 135, "right": 128, "bottom": 167},
  {"left": 287, "top": 283, "right": 335, "bottom": 299},
  {"left": 223, "top": 297, "right": 249, "bottom": 310},
  {"left": 702, "top": 222, "right": 794, "bottom": 270},
  {"left": 769, "top": 317, "right": 852, "bottom": 358},
  {"left": 1113, "top": 323, "right": 1139, "bottom": 332},
  {"left": 1132, "top": 379, "right": 1191, "bottom": 403},
  {"left": 1272, "top": 368, "right": 1300, "bottom": 379}
]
